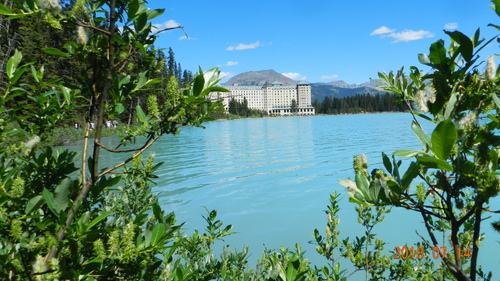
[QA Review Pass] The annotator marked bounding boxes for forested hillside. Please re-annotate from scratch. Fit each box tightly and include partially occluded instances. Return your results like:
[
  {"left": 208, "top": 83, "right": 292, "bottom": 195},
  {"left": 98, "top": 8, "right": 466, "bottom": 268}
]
[{"left": 313, "top": 93, "right": 405, "bottom": 114}]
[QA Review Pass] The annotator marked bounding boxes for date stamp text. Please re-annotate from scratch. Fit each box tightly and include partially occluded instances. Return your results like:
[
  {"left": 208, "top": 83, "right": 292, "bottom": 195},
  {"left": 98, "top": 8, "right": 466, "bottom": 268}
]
[{"left": 393, "top": 246, "right": 472, "bottom": 260}]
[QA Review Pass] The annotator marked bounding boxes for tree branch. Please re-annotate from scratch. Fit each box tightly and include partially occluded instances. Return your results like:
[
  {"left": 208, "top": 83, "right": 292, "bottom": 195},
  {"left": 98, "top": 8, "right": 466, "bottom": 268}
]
[
  {"left": 150, "top": 25, "right": 187, "bottom": 38},
  {"left": 471, "top": 200, "right": 483, "bottom": 281},
  {"left": 94, "top": 138, "right": 151, "bottom": 153},
  {"left": 419, "top": 209, "right": 470, "bottom": 281},
  {"left": 76, "top": 22, "right": 111, "bottom": 36},
  {"left": 483, "top": 208, "right": 500, "bottom": 213},
  {"left": 97, "top": 135, "right": 159, "bottom": 179}
]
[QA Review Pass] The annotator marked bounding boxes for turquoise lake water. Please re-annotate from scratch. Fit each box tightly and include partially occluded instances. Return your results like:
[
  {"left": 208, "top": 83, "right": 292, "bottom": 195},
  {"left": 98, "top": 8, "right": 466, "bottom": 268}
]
[{"left": 97, "top": 113, "right": 499, "bottom": 275}]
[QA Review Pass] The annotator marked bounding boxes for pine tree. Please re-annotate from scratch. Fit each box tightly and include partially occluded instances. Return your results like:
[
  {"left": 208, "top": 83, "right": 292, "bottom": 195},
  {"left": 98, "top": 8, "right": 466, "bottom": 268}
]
[{"left": 167, "top": 47, "right": 176, "bottom": 77}]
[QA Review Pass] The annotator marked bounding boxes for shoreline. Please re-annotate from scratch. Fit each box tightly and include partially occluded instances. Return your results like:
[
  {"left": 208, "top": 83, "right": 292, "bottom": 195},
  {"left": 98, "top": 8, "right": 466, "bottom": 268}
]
[{"left": 211, "top": 110, "right": 406, "bottom": 122}]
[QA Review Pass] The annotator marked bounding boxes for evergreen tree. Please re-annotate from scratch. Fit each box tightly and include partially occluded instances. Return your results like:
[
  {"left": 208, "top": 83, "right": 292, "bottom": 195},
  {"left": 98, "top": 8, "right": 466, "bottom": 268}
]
[
  {"left": 316, "top": 93, "right": 404, "bottom": 114},
  {"left": 291, "top": 99, "right": 298, "bottom": 113},
  {"left": 176, "top": 62, "right": 182, "bottom": 81},
  {"left": 182, "top": 69, "right": 193, "bottom": 87},
  {"left": 167, "top": 47, "right": 176, "bottom": 77}
]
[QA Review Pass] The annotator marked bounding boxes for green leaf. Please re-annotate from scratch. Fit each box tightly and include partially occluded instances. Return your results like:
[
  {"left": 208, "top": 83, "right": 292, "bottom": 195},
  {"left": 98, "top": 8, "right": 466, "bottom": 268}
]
[
  {"left": 0, "top": 3, "right": 14, "bottom": 15},
  {"left": 143, "top": 77, "right": 162, "bottom": 87},
  {"left": 147, "top": 8, "right": 164, "bottom": 20},
  {"left": 60, "top": 86, "right": 72, "bottom": 106},
  {"left": 127, "top": 0, "right": 140, "bottom": 19},
  {"left": 472, "top": 28, "right": 482, "bottom": 46},
  {"left": 44, "top": 47, "right": 69, "bottom": 57},
  {"left": 24, "top": 0, "right": 36, "bottom": 11},
  {"left": 134, "top": 71, "right": 148, "bottom": 90},
  {"left": 401, "top": 162, "right": 420, "bottom": 188},
  {"left": 382, "top": 152, "right": 392, "bottom": 173},
  {"left": 134, "top": 41, "right": 146, "bottom": 54},
  {"left": 444, "top": 30, "right": 474, "bottom": 62},
  {"left": 87, "top": 209, "right": 114, "bottom": 231},
  {"left": 6, "top": 49, "right": 22, "bottom": 80},
  {"left": 54, "top": 178, "right": 71, "bottom": 213},
  {"left": 444, "top": 92, "right": 458, "bottom": 119},
  {"left": 492, "top": 93, "right": 500, "bottom": 110},
  {"left": 115, "top": 103, "right": 125, "bottom": 114},
  {"left": 416, "top": 156, "right": 453, "bottom": 171},
  {"left": 25, "top": 195, "right": 43, "bottom": 215},
  {"left": 370, "top": 178, "right": 386, "bottom": 202},
  {"left": 30, "top": 65, "right": 43, "bottom": 83},
  {"left": 428, "top": 40, "right": 447, "bottom": 66},
  {"left": 42, "top": 189, "right": 57, "bottom": 215},
  {"left": 113, "top": 34, "right": 125, "bottom": 45},
  {"left": 393, "top": 150, "right": 424, "bottom": 158},
  {"left": 201, "top": 102, "right": 208, "bottom": 114},
  {"left": 491, "top": 0, "right": 500, "bottom": 17},
  {"left": 151, "top": 223, "right": 165, "bottom": 246},
  {"left": 192, "top": 71, "right": 205, "bottom": 97},
  {"left": 135, "top": 12, "right": 148, "bottom": 32},
  {"left": 11, "top": 64, "right": 29, "bottom": 85},
  {"left": 412, "top": 121, "right": 431, "bottom": 150},
  {"left": 431, "top": 119, "right": 457, "bottom": 160},
  {"left": 418, "top": 53, "right": 432, "bottom": 65},
  {"left": 355, "top": 172, "right": 370, "bottom": 200},
  {"left": 488, "top": 23, "right": 500, "bottom": 32},
  {"left": 206, "top": 86, "right": 230, "bottom": 93},
  {"left": 136, "top": 105, "right": 147, "bottom": 122}
]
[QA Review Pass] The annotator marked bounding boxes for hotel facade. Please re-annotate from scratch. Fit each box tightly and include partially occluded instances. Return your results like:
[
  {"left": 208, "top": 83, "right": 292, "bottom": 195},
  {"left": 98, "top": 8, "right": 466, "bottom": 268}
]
[{"left": 210, "top": 81, "right": 315, "bottom": 115}]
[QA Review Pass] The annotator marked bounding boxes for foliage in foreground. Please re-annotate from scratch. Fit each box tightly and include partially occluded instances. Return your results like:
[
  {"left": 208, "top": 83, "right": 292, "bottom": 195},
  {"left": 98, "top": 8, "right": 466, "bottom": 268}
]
[
  {"left": 339, "top": 3, "right": 500, "bottom": 280},
  {"left": 1, "top": 0, "right": 500, "bottom": 281}
]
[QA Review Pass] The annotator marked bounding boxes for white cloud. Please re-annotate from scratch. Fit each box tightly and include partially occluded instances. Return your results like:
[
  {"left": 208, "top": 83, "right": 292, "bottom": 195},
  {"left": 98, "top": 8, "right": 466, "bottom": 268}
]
[
  {"left": 282, "top": 72, "right": 307, "bottom": 81},
  {"left": 370, "top": 26, "right": 396, "bottom": 36},
  {"left": 387, "top": 29, "right": 434, "bottom": 43},
  {"left": 372, "top": 26, "right": 434, "bottom": 43},
  {"left": 154, "top": 19, "right": 181, "bottom": 30},
  {"left": 179, "top": 35, "right": 195, "bottom": 40},
  {"left": 444, "top": 22, "right": 458, "bottom": 30},
  {"left": 217, "top": 61, "right": 239, "bottom": 67},
  {"left": 220, "top": 72, "right": 233, "bottom": 79},
  {"left": 226, "top": 41, "right": 261, "bottom": 51},
  {"left": 321, "top": 74, "right": 338, "bottom": 80}
]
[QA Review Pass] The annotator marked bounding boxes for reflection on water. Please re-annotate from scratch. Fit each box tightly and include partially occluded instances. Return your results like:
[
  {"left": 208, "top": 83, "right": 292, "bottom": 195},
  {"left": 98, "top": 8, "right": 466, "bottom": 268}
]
[{"left": 92, "top": 113, "right": 498, "bottom": 272}]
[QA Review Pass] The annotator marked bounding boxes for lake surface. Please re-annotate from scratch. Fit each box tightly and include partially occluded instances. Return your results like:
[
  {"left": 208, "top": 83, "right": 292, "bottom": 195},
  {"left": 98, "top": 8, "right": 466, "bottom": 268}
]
[{"left": 102, "top": 113, "right": 498, "bottom": 274}]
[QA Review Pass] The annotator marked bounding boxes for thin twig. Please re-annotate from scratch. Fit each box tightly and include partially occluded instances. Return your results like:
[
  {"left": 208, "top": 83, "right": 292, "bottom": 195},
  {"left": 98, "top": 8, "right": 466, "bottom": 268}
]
[
  {"left": 95, "top": 138, "right": 149, "bottom": 153},
  {"left": 97, "top": 135, "right": 159, "bottom": 179},
  {"left": 483, "top": 208, "right": 500, "bottom": 213},
  {"left": 150, "top": 25, "right": 187, "bottom": 38},
  {"left": 76, "top": 22, "right": 111, "bottom": 36}
]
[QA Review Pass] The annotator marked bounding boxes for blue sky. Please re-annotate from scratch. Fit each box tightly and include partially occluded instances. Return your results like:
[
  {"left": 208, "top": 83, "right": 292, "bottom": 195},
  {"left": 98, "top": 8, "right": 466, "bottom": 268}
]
[{"left": 148, "top": 0, "right": 500, "bottom": 84}]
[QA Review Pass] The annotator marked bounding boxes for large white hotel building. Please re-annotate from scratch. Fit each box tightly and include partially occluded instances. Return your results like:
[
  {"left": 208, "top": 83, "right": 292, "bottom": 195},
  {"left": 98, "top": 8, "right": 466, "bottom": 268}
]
[{"left": 210, "top": 81, "right": 315, "bottom": 115}]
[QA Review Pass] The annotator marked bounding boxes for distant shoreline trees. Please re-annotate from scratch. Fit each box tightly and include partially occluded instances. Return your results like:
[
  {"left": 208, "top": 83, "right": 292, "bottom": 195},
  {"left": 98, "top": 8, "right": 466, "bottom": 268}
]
[
  {"left": 313, "top": 93, "right": 405, "bottom": 114},
  {"left": 227, "top": 97, "right": 268, "bottom": 118}
]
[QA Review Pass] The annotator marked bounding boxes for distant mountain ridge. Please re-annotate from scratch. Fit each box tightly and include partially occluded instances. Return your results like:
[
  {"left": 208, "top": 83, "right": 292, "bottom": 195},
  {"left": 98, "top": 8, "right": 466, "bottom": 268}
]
[
  {"left": 222, "top": 70, "right": 297, "bottom": 86},
  {"left": 222, "top": 70, "right": 381, "bottom": 101},
  {"left": 316, "top": 79, "right": 380, "bottom": 89}
]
